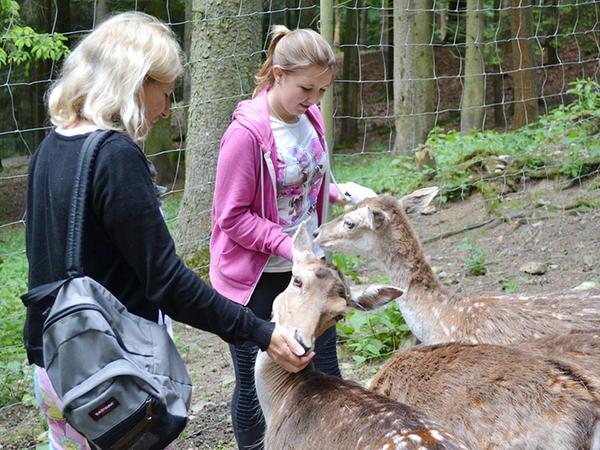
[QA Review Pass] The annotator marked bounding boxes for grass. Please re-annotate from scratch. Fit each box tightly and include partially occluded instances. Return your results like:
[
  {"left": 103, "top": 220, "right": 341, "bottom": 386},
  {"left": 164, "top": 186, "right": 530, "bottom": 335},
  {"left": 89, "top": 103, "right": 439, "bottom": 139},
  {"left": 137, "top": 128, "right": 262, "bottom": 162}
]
[{"left": 0, "top": 224, "right": 31, "bottom": 406}]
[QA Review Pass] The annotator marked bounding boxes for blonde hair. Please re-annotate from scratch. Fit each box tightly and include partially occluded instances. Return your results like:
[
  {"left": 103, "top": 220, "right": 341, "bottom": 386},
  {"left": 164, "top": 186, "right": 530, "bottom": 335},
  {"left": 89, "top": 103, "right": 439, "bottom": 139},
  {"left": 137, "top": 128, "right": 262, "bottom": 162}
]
[
  {"left": 48, "top": 12, "right": 184, "bottom": 142},
  {"left": 253, "top": 25, "right": 336, "bottom": 97}
]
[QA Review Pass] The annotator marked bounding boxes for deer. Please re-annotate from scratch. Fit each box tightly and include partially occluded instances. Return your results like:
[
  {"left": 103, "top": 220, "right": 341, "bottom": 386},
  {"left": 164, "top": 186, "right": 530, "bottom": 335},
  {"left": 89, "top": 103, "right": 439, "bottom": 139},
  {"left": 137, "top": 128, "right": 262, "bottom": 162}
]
[
  {"left": 368, "top": 339, "right": 600, "bottom": 450},
  {"left": 313, "top": 187, "right": 600, "bottom": 346},
  {"left": 517, "top": 331, "right": 600, "bottom": 386},
  {"left": 254, "top": 223, "right": 469, "bottom": 450},
  {"left": 256, "top": 223, "right": 600, "bottom": 449}
]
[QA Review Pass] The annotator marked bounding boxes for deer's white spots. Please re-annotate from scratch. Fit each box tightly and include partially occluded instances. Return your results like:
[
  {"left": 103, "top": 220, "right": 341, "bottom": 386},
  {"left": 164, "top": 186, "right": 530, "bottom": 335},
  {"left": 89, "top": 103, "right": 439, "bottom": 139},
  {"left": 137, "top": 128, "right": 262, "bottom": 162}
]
[
  {"left": 408, "top": 434, "right": 422, "bottom": 443},
  {"left": 441, "top": 323, "right": 450, "bottom": 336},
  {"left": 430, "top": 429, "right": 445, "bottom": 441}
]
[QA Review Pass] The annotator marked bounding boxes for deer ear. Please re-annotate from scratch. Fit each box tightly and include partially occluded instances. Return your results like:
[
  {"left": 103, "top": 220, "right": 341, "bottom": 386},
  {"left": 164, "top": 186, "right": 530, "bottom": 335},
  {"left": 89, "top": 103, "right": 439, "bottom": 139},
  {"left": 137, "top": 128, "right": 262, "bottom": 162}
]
[
  {"left": 292, "top": 220, "right": 315, "bottom": 255},
  {"left": 366, "top": 206, "right": 390, "bottom": 230},
  {"left": 349, "top": 284, "right": 403, "bottom": 311},
  {"left": 399, "top": 186, "right": 439, "bottom": 215}
]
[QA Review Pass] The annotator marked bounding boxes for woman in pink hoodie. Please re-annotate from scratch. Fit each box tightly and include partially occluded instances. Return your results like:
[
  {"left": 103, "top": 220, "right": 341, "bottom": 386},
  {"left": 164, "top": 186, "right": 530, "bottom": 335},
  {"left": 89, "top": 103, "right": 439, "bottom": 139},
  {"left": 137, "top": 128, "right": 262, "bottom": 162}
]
[{"left": 210, "top": 26, "right": 345, "bottom": 450}]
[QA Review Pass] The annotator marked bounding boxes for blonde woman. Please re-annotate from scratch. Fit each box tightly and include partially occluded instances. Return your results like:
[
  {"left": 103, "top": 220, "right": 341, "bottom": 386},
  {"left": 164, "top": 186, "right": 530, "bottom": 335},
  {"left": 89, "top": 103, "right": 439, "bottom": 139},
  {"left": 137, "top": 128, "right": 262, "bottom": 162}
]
[
  {"left": 210, "top": 26, "right": 347, "bottom": 450},
  {"left": 25, "top": 13, "right": 310, "bottom": 450}
]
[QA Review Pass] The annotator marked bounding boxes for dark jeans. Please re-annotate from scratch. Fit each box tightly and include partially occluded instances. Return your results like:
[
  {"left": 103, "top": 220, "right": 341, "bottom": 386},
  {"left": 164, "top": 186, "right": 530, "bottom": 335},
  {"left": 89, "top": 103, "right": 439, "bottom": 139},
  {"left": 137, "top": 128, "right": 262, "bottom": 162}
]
[{"left": 229, "top": 271, "right": 341, "bottom": 450}]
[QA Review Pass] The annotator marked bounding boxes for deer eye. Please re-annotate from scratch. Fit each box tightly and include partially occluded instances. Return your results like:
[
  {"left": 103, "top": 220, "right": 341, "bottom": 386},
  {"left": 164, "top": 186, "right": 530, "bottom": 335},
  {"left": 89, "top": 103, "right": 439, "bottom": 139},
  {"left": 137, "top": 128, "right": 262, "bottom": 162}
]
[
  {"left": 293, "top": 276, "right": 303, "bottom": 288},
  {"left": 334, "top": 314, "right": 344, "bottom": 322},
  {"left": 343, "top": 219, "right": 355, "bottom": 230}
]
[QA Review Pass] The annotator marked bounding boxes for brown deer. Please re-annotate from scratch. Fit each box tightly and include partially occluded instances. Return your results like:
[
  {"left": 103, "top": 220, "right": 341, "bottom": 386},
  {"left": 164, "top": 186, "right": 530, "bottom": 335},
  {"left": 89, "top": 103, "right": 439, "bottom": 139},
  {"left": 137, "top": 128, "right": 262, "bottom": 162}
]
[
  {"left": 517, "top": 332, "right": 600, "bottom": 386},
  {"left": 369, "top": 340, "right": 600, "bottom": 450},
  {"left": 255, "top": 223, "right": 469, "bottom": 450},
  {"left": 313, "top": 188, "right": 600, "bottom": 345}
]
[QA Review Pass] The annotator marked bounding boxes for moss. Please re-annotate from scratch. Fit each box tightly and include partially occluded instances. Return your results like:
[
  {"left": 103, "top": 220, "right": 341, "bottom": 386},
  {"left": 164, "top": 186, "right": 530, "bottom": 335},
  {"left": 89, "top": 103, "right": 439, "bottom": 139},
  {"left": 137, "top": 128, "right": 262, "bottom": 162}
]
[{"left": 184, "top": 246, "right": 212, "bottom": 285}]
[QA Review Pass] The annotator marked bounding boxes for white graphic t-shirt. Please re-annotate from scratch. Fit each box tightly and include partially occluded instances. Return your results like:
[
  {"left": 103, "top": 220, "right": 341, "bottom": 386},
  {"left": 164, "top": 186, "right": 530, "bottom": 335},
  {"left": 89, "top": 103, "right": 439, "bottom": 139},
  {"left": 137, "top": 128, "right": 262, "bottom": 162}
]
[{"left": 264, "top": 113, "right": 327, "bottom": 272}]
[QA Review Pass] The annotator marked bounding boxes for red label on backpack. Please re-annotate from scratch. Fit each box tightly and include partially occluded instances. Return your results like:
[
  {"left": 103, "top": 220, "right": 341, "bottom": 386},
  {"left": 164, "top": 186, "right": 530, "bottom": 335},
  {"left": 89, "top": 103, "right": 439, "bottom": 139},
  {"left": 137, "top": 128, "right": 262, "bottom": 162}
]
[{"left": 89, "top": 397, "right": 120, "bottom": 420}]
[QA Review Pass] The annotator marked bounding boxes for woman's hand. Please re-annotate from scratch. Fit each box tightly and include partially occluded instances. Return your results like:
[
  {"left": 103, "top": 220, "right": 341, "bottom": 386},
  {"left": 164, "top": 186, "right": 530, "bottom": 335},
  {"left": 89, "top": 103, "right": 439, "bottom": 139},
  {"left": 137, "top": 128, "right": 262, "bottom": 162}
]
[
  {"left": 337, "top": 181, "right": 377, "bottom": 205},
  {"left": 267, "top": 324, "right": 314, "bottom": 372}
]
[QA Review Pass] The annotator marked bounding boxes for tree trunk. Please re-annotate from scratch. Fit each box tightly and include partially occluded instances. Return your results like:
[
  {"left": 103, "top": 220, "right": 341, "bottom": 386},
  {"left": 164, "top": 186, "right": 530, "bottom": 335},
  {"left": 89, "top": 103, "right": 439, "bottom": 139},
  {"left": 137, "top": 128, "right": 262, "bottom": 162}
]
[
  {"left": 300, "top": 0, "right": 317, "bottom": 28},
  {"left": 339, "top": 5, "right": 360, "bottom": 147},
  {"left": 144, "top": 117, "right": 176, "bottom": 187},
  {"left": 22, "top": 0, "right": 52, "bottom": 150},
  {"left": 542, "top": 0, "right": 559, "bottom": 66},
  {"left": 491, "top": 0, "right": 506, "bottom": 128},
  {"left": 393, "top": 0, "right": 434, "bottom": 153},
  {"left": 510, "top": 0, "right": 538, "bottom": 128},
  {"left": 173, "top": 0, "right": 262, "bottom": 258},
  {"left": 334, "top": 0, "right": 342, "bottom": 45},
  {"left": 285, "top": 0, "right": 296, "bottom": 28},
  {"left": 380, "top": 0, "right": 394, "bottom": 95},
  {"left": 438, "top": 0, "right": 448, "bottom": 41},
  {"left": 95, "top": 0, "right": 111, "bottom": 23},
  {"left": 360, "top": 0, "right": 369, "bottom": 45},
  {"left": 386, "top": 0, "right": 394, "bottom": 95},
  {"left": 181, "top": 0, "right": 192, "bottom": 140},
  {"left": 460, "top": 0, "right": 485, "bottom": 132}
]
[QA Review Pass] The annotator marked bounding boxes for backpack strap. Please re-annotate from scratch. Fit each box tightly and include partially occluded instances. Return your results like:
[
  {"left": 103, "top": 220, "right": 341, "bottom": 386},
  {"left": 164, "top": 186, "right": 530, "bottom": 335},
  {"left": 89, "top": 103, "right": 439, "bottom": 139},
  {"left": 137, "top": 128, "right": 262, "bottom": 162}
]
[
  {"left": 21, "top": 278, "right": 70, "bottom": 307},
  {"left": 21, "top": 130, "right": 114, "bottom": 309},
  {"left": 65, "top": 130, "right": 114, "bottom": 278}
]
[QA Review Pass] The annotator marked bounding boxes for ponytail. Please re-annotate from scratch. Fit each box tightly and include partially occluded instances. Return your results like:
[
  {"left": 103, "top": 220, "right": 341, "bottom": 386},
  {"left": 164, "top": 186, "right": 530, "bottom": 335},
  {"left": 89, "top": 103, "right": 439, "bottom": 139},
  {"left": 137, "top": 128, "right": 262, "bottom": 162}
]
[
  {"left": 252, "top": 25, "right": 336, "bottom": 98},
  {"left": 253, "top": 25, "right": 291, "bottom": 97}
]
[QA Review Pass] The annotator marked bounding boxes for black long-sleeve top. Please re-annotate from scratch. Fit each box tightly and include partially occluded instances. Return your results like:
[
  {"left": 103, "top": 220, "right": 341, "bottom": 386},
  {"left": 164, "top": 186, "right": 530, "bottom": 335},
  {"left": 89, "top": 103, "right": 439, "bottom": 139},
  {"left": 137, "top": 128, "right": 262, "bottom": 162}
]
[{"left": 24, "top": 129, "right": 274, "bottom": 366}]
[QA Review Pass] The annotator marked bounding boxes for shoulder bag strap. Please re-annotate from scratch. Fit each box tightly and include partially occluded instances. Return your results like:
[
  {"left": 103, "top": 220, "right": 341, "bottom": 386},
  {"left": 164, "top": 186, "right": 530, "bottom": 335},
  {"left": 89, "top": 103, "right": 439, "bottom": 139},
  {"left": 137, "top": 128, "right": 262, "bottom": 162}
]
[{"left": 65, "top": 130, "right": 115, "bottom": 278}]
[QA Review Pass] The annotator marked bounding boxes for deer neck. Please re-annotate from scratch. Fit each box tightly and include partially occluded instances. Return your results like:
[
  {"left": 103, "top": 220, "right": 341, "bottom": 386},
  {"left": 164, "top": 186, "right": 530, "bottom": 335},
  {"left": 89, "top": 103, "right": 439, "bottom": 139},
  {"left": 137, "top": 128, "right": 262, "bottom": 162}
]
[
  {"left": 255, "top": 350, "right": 305, "bottom": 426},
  {"left": 378, "top": 229, "right": 459, "bottom": 344}
]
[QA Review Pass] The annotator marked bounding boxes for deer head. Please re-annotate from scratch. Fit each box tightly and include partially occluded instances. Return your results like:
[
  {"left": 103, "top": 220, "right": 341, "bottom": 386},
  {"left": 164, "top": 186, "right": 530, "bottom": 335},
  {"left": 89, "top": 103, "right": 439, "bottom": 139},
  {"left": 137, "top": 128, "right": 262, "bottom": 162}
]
[
  {"left": 272, "top": 221, "right": 403, "bottom": 353},
  {"left": 313, "top": 187, "right": 439, "bottom": 258}
]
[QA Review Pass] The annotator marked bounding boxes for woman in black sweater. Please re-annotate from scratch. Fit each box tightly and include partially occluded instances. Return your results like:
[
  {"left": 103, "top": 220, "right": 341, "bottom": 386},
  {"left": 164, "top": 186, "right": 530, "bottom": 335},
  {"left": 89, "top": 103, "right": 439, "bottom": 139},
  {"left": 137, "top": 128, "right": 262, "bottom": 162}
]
[{"left": 25, "top": 12, "right": 311, "bottom": 450}]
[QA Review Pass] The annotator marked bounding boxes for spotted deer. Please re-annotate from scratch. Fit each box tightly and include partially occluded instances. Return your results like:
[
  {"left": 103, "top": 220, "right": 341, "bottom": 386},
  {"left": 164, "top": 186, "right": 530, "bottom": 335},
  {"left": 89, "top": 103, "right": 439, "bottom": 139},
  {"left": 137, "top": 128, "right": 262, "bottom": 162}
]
[
  {"left": 313, "top": 188, "right": 600, "bottom": 345},
  {"left": 369, "top": 339, "right": 600, "bottom": 449},
  {"left": 255, "top": 223, "right": 469, "bottom": 450},
  {"left": 517, "top": 331, "right": 600, "bottom": 387}
]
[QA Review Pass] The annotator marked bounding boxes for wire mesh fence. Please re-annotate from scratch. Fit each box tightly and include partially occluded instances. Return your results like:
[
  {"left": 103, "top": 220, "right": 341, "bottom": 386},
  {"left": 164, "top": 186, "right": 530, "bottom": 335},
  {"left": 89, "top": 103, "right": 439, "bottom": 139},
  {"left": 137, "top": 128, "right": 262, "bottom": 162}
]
[{"left": 0, "top": 0, "right": 599, "bottom": 446}]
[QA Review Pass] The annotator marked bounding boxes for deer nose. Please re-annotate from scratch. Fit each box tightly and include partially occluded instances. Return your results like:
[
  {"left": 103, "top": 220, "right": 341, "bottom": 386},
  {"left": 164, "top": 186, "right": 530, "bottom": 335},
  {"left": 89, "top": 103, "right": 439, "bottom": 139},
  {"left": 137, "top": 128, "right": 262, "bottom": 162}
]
[
  {"left": 312, "top": 230, "right": 319, "bottom": 238},
  {"left": 293, "top": 330, "right": 312, "bottom": 355}
]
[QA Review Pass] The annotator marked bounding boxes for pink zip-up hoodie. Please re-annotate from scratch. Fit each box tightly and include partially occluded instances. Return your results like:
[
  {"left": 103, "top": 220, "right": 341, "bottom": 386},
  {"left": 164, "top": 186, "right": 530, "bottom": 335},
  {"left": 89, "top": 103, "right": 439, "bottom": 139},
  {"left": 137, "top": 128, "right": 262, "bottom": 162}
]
[{"left": 209, "top": 89, "right": 339, "bottom": 305}]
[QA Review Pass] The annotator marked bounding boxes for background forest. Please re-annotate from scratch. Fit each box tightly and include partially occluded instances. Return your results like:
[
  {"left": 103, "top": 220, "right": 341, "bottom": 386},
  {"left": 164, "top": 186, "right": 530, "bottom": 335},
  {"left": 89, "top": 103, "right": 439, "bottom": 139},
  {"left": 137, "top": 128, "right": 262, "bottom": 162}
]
[{"left": 0, "top": 0, "right": 598, "bottom": 448}]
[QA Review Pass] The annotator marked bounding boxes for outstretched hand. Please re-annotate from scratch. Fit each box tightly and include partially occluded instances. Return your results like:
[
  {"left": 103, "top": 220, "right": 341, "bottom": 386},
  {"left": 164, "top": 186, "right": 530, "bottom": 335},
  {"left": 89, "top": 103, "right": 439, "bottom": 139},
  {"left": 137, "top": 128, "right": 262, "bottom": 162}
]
[
  {"left": 267, "top": 324, "right": 314, "bottom": 373},
  {"left": 337, "top": 181, "right": 377, "bottom": 205}
]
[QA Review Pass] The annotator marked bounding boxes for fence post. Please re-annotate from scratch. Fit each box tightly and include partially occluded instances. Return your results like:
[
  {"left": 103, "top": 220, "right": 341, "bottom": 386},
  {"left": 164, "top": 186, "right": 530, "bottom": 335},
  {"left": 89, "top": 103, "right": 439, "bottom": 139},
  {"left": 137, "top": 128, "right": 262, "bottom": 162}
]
[{"left": 320, "top": 0, "right": 334, "bottom": 153}]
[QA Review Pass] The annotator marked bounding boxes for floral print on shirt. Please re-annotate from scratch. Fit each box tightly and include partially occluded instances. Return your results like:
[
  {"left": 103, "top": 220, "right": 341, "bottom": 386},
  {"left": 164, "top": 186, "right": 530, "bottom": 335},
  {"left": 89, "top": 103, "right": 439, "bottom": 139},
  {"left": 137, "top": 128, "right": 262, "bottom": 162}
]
[{"left": 276, "top": 136, "right": 326, "bottom": 226}]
